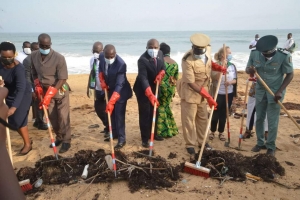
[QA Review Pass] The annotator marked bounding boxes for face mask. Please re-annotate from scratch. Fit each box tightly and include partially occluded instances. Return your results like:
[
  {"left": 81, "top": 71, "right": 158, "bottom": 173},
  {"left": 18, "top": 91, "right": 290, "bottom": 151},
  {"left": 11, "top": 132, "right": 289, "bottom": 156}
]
[
  {"left": 105, "top": 57, "right": 115, "bottom": 65},
  {"left": 227, "top": 54, "right": 233, "bottom": 61},
  {"left": 194, "top": 54, "right": 205, "bottom": 60},
  {"left": 93, "top": 53, "right": 99, "bottom": 59},
  {"left": 147, "top": 49, "right": 158, "bottom": 58},
  {"left": 255, "top": 38, "right": 259, "bottom": 41},
  {"left": 23, "top": 48, "right": 31, "bottom": 55},
  {"left": 1, "top": 57, "right": 14, "bottom": 66},
  {"left": 262, "top": 50, "right": 277, "bottom": 58},
  {"left": 39, "top": 48, "right": 50, "bottom": 55}
]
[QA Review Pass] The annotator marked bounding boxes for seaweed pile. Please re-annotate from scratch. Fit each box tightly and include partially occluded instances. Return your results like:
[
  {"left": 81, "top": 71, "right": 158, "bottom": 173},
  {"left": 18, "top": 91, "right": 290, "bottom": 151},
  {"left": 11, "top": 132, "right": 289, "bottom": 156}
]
[
  {"left": 17, "top": 149, "right": 181, "bottom": 193},
  {"left": 192, "top": 150, "right": 285, "bottom": 181}
]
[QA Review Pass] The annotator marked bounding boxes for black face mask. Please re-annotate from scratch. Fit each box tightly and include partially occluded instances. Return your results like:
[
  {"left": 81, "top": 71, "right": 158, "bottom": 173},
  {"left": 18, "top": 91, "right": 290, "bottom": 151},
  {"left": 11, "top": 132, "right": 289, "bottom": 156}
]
[
  {"left": 193, "top": 47, "right": 206, "bottom": 55},
  {"left": 262, "top": 50, "right": 277, "bottom": 58},
  {"left": 1, "top": 57, "right": 14, "bottom": 66}
]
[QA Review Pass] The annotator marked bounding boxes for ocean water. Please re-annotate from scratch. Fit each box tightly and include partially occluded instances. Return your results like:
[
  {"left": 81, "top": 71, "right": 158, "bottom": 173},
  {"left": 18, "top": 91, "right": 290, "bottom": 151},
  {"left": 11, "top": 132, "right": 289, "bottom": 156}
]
[{"left": 1, "top": 30, "right": 299, "bottom": 74}]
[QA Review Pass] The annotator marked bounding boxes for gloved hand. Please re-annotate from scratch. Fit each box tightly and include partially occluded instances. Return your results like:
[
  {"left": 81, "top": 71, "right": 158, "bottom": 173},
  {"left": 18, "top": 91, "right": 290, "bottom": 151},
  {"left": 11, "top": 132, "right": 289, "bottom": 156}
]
[
  {"left": 145, "top": 87, "right": 159, "bottom": 107},
  {"left": 247, "top": 67, "right": 255, "bottom": 77},
  {"left": 154, "top": 70, "right": 165, "bottom": 84},
  {"left": 34, "top": 79, "right": 44, "bottom": 100},
  {"left": 211, "top": 61, "right": 227, "bottom": 74},
  {"left": 249, "top": 77, "right": 257, "bottom": 82},
  {"left": 40, "top": 86, "right": 57, "bottom": 109},
  {"left": 99, "top": 72, "right": 108, "bottom": 90},
  {"left": 199, "top": 87, "right": 218, "bottom": 110},
  {"left": 106, "top": 92, "right": 120, "bottom": 114}
]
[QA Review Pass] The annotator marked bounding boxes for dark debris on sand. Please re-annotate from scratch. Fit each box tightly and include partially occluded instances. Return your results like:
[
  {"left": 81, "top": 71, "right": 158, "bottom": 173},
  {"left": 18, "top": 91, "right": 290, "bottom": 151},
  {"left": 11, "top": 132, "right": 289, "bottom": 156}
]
[
  {"left": 16, "top": 149, "right": 181, "bottom": 194},
  {"left": 190, "top": 150, "right": 285, "bottom": 181},
  {"left": 282, "top": 102, "right": 300, "bottom": 110}
]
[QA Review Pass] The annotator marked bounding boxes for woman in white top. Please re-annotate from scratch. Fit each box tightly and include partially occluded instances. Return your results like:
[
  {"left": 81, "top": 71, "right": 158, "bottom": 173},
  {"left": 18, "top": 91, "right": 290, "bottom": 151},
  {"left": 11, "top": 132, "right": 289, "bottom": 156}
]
[{"left": 209, "top": 46, "right": 237, "bottom": 141}]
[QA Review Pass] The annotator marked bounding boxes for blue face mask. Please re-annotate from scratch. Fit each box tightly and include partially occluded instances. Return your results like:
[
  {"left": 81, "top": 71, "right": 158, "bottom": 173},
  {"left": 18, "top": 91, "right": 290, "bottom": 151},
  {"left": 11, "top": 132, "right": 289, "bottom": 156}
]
[
  {"left": 227, "top": 54, "right": 233, "bottom": 61},
  {"left": 39, "top": 48, "right": 50, "bottom": 55}
]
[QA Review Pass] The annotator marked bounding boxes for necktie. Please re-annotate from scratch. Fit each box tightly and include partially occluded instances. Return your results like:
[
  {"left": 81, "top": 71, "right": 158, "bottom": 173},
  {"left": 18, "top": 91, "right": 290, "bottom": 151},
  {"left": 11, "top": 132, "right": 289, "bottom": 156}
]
[{"left": 153, "top": 58, "right": 157, "bottom": 67}]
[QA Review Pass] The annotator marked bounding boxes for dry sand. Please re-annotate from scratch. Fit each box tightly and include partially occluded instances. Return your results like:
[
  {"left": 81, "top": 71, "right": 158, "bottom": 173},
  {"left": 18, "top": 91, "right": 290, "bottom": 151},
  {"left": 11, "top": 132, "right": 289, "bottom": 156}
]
[{"left": 9, "top": 70, "right": 300, "bottom": 200}]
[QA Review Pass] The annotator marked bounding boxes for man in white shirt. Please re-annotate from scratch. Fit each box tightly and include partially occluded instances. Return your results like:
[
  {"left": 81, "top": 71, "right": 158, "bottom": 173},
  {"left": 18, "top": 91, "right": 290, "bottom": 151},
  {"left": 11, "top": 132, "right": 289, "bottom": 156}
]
[
  {"left": 86, "top": 42, "right": 108, "bottom": 135},
  {"left": 284, "top": 33, "right": 295, "bottom": 53},
  {"left": 249, "top": 34, "right": 260, "bottom": 50},
  {"left": 15, "top": 41, "right": 31, "bottom": 63}
]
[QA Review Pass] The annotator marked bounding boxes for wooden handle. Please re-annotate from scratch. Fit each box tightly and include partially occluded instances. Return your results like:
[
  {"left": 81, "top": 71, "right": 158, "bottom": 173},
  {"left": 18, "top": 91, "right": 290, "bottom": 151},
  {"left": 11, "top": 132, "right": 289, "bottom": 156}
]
[
  {"left": 254, "top": 72, "right": 300, "bottom": 131},
  {"left": 0, "top": 76, "right": 13, "bottom": 165},
  {"left": 197, "top": 71, "right": 223, "bottom": 163},
  {"left": 240, "top": 79, "right": 250, "bottom": 131}
]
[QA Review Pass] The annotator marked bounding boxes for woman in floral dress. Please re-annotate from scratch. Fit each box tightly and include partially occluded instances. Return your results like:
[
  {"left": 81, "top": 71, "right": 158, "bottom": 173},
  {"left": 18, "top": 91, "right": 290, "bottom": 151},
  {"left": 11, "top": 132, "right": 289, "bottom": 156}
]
[{"left": 157, "top": 43, "right": 178, "bottom": 137}]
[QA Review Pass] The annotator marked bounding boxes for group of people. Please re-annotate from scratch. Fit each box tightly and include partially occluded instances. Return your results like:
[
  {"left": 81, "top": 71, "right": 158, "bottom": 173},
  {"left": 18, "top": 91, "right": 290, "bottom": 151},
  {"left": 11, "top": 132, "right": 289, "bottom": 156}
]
[{"left": 0, "top": 32, "right": 294, "bottom": 158}]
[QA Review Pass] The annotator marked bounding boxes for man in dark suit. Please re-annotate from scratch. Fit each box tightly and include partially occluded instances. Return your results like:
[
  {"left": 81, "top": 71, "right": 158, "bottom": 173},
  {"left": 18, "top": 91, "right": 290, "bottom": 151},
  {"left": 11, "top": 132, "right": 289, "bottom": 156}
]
[
  {"left": 99, "top": 44, "right": 132, "bottom": 149},
  {"left": 133, "top": 39, "right": 166, "bottom": 148},
  {"left": 23, "top": 42, "right": 47, "bottom": 130}
]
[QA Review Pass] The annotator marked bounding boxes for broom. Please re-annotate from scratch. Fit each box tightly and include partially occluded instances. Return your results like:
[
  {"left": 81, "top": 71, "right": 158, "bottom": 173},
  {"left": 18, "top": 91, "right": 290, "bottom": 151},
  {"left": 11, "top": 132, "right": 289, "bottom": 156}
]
[
  {"left": 104, "top": 89, "right": 117, "bottom": 177},
  {"left": 149, "top": 82, "right": 159, "bottom": 156},
  {"left": 184, "top": 65, "right": 223, "bottom": 177},
  {"left": 0, "top": 76, "right": 13, "bottom": 165}
]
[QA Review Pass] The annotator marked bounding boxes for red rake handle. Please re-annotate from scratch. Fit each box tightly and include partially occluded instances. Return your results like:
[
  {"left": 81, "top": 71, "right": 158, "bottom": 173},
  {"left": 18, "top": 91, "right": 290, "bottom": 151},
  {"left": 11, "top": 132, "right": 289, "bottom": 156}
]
[
  {"left": 238, "top": 78, "right": 250, "bottom": 149},
  {"left": 104, "top": 89, "right": 117, "bottom": 177},
  {"left": 223, "top": 44, "right": 231, "bottom": 144},
  {"left": 149, "top": 82, "right": 159, "bottom": 156},
  {"left": 42, "top": 104, "right": 58, "bottom": 160}
]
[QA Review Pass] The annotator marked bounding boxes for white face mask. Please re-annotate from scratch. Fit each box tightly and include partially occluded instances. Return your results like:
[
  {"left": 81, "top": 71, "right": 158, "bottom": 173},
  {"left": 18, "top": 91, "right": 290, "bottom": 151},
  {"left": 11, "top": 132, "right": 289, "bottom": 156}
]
[
  {"left": 194, "top": 54, "right": 205, "bottom": 60},
  {"left": 105, "top": 57, "right": 115, "bottom": 65},
  {"left": 147, "top": 49, "right": 158, "bottom": 58},
  {"left": 255, "top": 38, "right": 260, "bottom": 41},
  {"left": 93, "top": 53, "right": 99, "bottom": 59},
  {"left": 23, "top": 48, "right": 31, "bottom": 55}
]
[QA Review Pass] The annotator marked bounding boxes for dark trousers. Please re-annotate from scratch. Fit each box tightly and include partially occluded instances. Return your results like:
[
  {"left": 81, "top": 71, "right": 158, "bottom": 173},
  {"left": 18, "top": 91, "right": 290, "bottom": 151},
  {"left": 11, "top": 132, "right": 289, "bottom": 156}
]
[
  {"left": 136, "top": 95, "right": 158, "bottom": 143},
  {"left": 111, "top": 101, "right": 127, "bottom": 143},
  {"left": 94, "top": 90, "right": 108, "bottom": 131},
  {"left": 33, "top": 98, "right": 45, "bottom": 125},
  {"left": 248, "top": 107, "right": 256, "bottom": 131},
  {"left": 211, "top": 93, "right": 234, "bottom": 133}
]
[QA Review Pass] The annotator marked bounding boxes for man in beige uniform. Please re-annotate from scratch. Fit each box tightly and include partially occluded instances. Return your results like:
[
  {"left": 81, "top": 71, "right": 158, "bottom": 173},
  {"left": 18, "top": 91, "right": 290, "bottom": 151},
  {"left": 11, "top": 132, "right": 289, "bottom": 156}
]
[
  {"left": 31, "top": 33, "right": 71, "bottom": 153},
  {"left": 177, "top": 33, "right": 226, "bottom": 155}
]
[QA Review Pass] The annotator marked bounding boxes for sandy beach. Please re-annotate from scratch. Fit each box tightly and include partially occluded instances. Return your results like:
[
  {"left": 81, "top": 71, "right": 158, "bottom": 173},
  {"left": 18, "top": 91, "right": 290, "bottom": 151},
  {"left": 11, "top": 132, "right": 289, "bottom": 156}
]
[{"left": 10, "top": 70, "right": 300, "bottom": 200}]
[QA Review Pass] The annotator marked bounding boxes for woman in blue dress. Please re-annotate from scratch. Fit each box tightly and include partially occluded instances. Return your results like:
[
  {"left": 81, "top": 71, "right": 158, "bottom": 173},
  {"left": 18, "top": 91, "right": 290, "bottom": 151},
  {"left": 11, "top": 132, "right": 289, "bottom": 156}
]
[{"left": 0, "top": 42, "right": 32, "bottom": 155}]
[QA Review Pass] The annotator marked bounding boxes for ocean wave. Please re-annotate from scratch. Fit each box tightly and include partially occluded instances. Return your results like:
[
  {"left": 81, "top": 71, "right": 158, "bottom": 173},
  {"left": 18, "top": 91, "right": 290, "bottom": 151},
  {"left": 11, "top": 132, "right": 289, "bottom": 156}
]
[{"left": 63, "top": 51, "right": 300, "bottom": 74}]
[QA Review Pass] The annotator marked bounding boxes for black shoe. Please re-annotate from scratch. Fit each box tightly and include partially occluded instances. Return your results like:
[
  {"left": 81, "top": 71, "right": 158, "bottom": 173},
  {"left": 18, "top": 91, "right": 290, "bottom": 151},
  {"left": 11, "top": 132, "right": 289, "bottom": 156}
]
[
  {"left": 104, "top": 132, "right": 110, "bottom": 138},
  {"left": 154, "top": 135, "right": 164, "bottom": 141},
  {"left": 104, "top": 137, "right": 117, "bottom": 142},
  {"left": 266, "top": 148, "right": 275, "bottom": 156},
  {"left": 38, "top": 123, "right": 48, "bottom": 130},
  {"left": 251, "top": 145, "right": 266, "bottom": 152},
  {"left": 114, "top": 142, "right": 126, "bottom": 149},
  {"left": 49, "top": 140, "right": 62, "bottom": 148},
  {"left": 59, "top": 143, "right": 71, "bottom": 153},
  {"left": 198, "top": 143, "right": 213, "bottom": 150},
  {"left": 186, "top": 147, "right": 195, "bottom": 155},
  {"left": 142, "top": 142, "right": 149, "bottom": 148},
  {"left": 33, "top": 122, "right": 48, "bottom": 130},
  {"left": 100, "top": 128, "right": 108, "bottom": 133}
]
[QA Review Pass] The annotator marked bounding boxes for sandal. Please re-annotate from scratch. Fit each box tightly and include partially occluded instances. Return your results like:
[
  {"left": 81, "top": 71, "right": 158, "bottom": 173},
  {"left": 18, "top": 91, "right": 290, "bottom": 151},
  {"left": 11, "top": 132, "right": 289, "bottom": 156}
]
[
  {"left": 209, "top": 132, "right": 215, "bottom": 140},
  {"left": 219, "top": 132, "right": 226, "bottom": 141}
]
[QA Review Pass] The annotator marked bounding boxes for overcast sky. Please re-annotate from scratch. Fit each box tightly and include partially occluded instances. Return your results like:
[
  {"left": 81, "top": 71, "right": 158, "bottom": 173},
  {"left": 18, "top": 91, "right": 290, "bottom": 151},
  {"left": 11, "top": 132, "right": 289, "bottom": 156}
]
[{"left": 0, "top": 0, "right": 299, "bottom": 32}]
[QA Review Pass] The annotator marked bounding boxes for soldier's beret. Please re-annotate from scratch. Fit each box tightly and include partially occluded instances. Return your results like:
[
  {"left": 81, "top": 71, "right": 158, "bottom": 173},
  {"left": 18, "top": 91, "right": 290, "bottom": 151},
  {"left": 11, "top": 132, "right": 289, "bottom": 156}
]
[
  {"left": 256, "top": 35, "right": 278, "bottom": 53},
  {"left": 190, "top": 33, "right": 210, "bottom": 48}
]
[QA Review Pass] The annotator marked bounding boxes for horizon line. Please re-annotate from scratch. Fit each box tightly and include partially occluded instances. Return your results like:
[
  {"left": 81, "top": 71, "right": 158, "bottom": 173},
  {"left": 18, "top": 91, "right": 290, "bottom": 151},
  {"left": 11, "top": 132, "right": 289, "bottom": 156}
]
[{"left": 0, "top": 28, "right": 299, "bottom": 34}]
